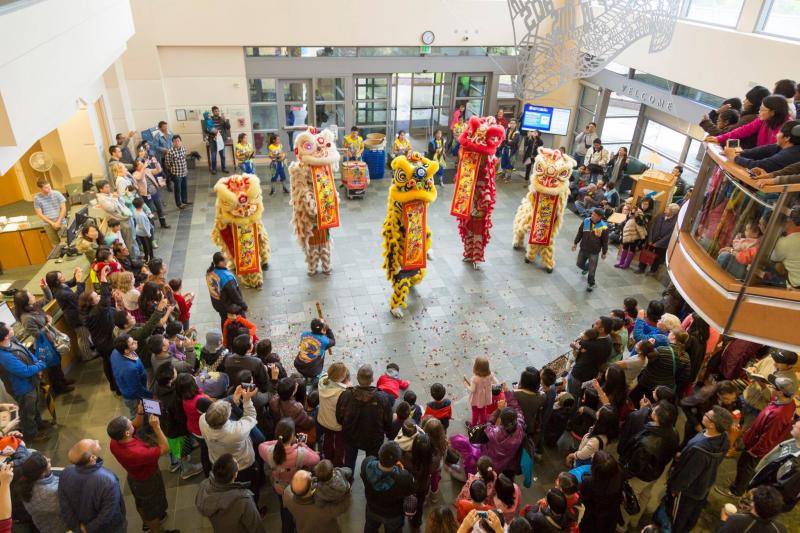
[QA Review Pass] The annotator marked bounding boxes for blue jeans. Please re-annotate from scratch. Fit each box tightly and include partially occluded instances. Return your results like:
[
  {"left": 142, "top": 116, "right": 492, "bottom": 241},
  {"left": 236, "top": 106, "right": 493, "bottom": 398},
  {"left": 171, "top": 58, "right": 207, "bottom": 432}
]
[
  {"left": 717, "top": 252, "right": 748, "bottom": 279},
  {"left": 567, "top": 371, "right": 583, "bottom": 402},
  {"left": 364, "top": 508, "right": 404, "bottom": 533},
  {"left": 123, "top": 397, "right": 139, "bottom": 418},
  {"left": 210, "top": 148, "right": 226, "bottom": 171},
  {"left": 271, "top": 161, "right": 287, "bottom": 182},
  {"left": 16, "top": 388, "right": 43, "bottom": 440},
  {"left": 173, "top": 175, "right": 188, "bottom": 206}
]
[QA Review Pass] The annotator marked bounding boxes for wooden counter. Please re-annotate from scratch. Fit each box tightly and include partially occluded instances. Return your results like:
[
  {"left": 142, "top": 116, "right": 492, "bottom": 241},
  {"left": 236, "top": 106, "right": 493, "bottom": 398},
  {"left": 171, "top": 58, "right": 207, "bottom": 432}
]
[{"left": 705, "top": 143, "right": 800, "bottom": 194}]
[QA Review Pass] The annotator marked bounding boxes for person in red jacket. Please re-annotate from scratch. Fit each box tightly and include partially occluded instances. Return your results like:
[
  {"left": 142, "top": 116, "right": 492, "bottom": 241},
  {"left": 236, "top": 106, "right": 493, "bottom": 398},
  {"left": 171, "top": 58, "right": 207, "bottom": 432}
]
[
  {"left": 376, "top": 363, "right": 409, "bottom": 399},
  {"left": 168, "top": 278, "right": 193, "bottom": 330},
  {"left": 720, "top": 375, "right": 797, "bottom": 497}
]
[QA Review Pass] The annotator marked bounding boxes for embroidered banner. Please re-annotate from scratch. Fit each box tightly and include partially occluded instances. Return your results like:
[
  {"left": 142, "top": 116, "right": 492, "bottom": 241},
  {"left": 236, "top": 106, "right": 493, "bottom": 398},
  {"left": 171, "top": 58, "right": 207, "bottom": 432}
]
[
  {"left": 450, "top": 151, "right": 482, "bottom": 219},
  {"left": 402, "top": 200, "right": 427, "bottom": 270},
  {"left": 232, "top": 223, "right": 261, "bottom": 274},
  {"left": 311, "top": 165, "right": 340, "bottom": 230},
  {"left": 528, "top": 192, "right": 559, "bottom": 246}
]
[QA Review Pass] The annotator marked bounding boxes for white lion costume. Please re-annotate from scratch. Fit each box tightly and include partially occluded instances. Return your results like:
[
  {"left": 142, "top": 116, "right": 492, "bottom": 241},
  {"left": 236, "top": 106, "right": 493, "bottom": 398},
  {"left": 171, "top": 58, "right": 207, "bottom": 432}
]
[
  {"left": 211, "top": 174, "right": 271, "bottom": 288},
  {"left": 289, "top": 127, "right": 341, "bottom": 275},
  {"left": 512, "top": 148, "right": 575, "bottom": 272}
]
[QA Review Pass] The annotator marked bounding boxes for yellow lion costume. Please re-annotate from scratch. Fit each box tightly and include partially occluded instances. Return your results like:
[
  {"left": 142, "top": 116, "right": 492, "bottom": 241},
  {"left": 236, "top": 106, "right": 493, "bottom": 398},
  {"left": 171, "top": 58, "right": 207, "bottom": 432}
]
[
  {"left": 211, "top": 174, "right": 270, "bottom": 288},
  {"left": 382, "top": 152, "right": 438, "bottom": 318},
  {"left": 289, "top": 127, "right": 341, "bottom": 275},
  {"left": 512, "top": 148, "right": 575, "bottom": 272}
]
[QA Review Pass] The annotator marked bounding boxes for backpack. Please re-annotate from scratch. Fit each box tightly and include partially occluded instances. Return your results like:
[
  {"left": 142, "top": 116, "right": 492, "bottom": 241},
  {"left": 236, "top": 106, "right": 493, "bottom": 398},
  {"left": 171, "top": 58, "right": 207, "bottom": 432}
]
[{"left": 263, "top": 443, "right": 306, "bottom": 492}]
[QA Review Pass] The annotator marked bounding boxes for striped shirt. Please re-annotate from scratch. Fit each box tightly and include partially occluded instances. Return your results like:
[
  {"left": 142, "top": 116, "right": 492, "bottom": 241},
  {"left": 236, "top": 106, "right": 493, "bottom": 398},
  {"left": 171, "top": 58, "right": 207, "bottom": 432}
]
[{"left": 33, "top": 191, "right": 66, "bottom": 223}]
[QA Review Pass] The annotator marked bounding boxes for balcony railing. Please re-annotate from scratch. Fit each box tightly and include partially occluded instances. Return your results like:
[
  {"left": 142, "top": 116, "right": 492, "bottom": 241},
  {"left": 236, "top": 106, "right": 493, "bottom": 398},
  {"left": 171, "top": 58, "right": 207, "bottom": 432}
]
[{"left": 667, "top": 143, "right": 800, "bottom": 350}]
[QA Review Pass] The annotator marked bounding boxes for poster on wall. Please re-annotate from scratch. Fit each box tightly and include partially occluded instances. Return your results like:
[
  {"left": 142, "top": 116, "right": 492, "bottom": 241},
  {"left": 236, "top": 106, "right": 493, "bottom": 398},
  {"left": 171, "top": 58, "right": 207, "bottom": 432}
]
[{"left": 520, "top": 104, "right": 571, "bottom": 135}]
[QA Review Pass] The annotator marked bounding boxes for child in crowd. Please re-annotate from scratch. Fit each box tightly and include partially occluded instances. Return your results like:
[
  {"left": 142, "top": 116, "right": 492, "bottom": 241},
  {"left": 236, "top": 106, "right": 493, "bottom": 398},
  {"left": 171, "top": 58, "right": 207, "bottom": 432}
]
[
  {"left": 391, "top": 401, "right": 411, "bottom": 439},
  {"left": 222, "top": 305, "right": 258, "bottom": 348},
  {"left": 103, "top": 219, "right": 124, "bottom": 246},
  {"left": 539, "top": 367, "right": 558, "bottom": 438},
  {"left": 90, "top": 247, "right": 123, "bottom": 287},
  {"left": 110, "top": 271, "right": 142, "bottom": 322},
  {"left": 455, "top": 479, "right": 493, "bottom": 522},
  {"left": 423, "top": 382, "right": 452, "bottom": 430},
  {"left": 306, "top": 389, "right": 322, "bottom": 451},
  {"left": 536, "top": 472, "right": 584, "bottom": 533},
  {"left": 403, "top": 390, "right": 421, "bottom": 424},
  {"left": 465, "top": 356, "right": 497, "bottom": 425},
  {"left": 500, "top": 118, "right": 520, "bottom": 182},
  {"left": 312, "top": 459, "right": 353, "bottom": 504},
  {"left": 608, "top": 315, "right": 628, "bottom": 363},
  {"left": 395, "top": 419, "right": 421, "bottom": 452},
  {"left": 129, "top": 258, "right": 148, "bottom": 286},
  {"left": 456, "top": 456, "right": 497, "bottom": 505},
  {"left": 165, "top": 320, "right": 195, "bottom": 362},
  {"left": 132, "top": 197, "right": 154, "bottom": 261},
  {"left": 615, "top": 340, "right": 649, "bottom": 390},
  {"left": 168, "top": 278, "right": 194, "bottom": 330},
  {"left": 623, "top": 297, "right": 638, "bottom": 335},
  {"left": 542, "top": 391, "right": 574, "bottom": 448},
  {"left": 255, "top": 339, "right": 287, "bottom": 388},
  {"left": 267, "top": 133, "right": 288, "bottom": 195},
  {"left": 377, "top": 362, "right": 409, "bottom": 400}
]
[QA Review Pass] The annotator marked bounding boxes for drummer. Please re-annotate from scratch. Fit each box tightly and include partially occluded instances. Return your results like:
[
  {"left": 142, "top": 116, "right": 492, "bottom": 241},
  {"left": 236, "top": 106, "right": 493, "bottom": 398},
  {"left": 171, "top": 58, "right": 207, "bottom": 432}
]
[
  {"left": 343, "top": 126, "right": 364, "bottom": 161},
  {"left": 392, "top": 130, "right": 412, "bottom": 161}
]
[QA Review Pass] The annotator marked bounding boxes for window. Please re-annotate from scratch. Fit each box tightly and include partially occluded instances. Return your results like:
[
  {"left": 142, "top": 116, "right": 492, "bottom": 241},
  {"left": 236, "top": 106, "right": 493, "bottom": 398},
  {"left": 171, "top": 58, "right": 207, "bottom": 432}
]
[
  {"left": 682, "top": 0, "right": 744, "bottom": 27},
  {"left": 638, "top": 120, "right": 702, "bottom": 185},
  {"left": 249, "top": 79, "right": 277, "bottom": 102},
  {"left": 429, "top": 47, "right": 488, "bottom": 56},
  {"left": 315, "top": 78, "right": 345, "bottom": 145},
  {"left": 642, "top": 122, "right": 686, "bottom": 162},
  {"left": 358, "top": 47, "right": 420, "bottom": 57},
  {"left": 245, "top": 47, "right": 356, "bottom": 57},
  {"left": 497, "top": 75, "right": 516, "bottom": 99},
  {"left": 632, "top": 70, "right": 673, "bottom": 91},
  {"left": 488, "top": 46, "right": 516, "bottom": 56},
  {"left": 606, "top": 92, "right": 641, "bottom": 118},
  {"left": 456, "top": 76, "right": 487, "bottom": 98},
  {"left": 759, "top": 0, "right": 800, "bottom": 40},
  {"left": 675, "top": 85, "right": 726, "bottom": 108}
]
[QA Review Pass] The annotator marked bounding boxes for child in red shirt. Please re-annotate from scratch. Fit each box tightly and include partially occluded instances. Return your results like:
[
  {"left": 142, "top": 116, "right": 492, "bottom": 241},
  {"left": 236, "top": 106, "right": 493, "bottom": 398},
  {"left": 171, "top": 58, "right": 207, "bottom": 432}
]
[
  {"left": 168, "top": 278, "right": 194, "bottom": 330},
  {"left": 455, "top": 478, "right": 493, "bottom": 522},
  {"left": 423, "top": 382, "right": 452, "bottom": 430},
  {"left": 377, "top": 363, "right": 409, "bottom": 399}
]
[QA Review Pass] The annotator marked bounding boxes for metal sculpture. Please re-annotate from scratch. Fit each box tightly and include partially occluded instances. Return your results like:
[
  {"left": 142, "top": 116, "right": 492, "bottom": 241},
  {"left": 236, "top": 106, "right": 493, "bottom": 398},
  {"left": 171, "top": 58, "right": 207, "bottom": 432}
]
[{"left": 508, "top": 0, "right": 680, "bottom": 98}]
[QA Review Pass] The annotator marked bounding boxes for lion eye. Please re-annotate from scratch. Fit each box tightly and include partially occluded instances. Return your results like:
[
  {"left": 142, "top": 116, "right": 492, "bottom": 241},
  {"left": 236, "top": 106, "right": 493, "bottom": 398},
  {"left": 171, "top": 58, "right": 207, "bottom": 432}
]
[
  {"left": 303, "top": 142, "right": 313, "bottom": 152},
  {"left": 395, "top": 170, "right": 407, "bottom": 183}
]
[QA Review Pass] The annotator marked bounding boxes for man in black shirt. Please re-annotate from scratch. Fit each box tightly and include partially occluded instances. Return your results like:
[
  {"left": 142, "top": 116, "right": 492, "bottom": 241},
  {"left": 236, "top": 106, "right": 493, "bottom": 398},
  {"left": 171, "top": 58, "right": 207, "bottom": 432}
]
[
  {"left": 361, "top": 441, "right": 414, "bottom": 533},
  {"left": 567, "top": 316, "right": 613, "bottom": 400}
]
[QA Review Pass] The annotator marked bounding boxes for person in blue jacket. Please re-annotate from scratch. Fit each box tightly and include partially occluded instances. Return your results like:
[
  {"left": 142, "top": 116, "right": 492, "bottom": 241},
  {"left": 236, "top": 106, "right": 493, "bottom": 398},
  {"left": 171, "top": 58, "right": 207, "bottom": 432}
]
[
  {"left": 0, "top": 322, "right": 49, "bottom": 442},
  {"left": 58, "top": 438, "right": 127, "bottom": 533},
  {"left": 110, "top": 334, "right": 151, "bottom": 417},
  {"left": 205, "top": 252, "right": 248, "bottom": 329}
]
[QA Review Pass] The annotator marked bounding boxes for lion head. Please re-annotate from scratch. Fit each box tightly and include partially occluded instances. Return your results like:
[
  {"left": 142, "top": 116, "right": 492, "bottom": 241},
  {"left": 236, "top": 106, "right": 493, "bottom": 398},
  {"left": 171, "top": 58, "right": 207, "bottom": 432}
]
[
  {"left": 293, "top": 127, "right": 340, "bottom": 166},
  {"left": 388, "top": 152, "right": 438, "bottom": 205},
  {"left": 213, "top": 174, "right": 264, "bottom": 226},
  {"left": 530, "top": 148, "right": 575, "bottom": 196},
  {"left": 458, "top": 116, "right": 506, "bottom": 155}
]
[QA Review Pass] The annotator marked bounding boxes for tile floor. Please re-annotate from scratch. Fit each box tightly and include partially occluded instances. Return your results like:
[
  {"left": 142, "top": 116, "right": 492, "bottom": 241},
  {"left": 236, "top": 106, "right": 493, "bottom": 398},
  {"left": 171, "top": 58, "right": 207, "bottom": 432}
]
[{"left": 33, "top": 162, "right": 715, "bottom": 532}]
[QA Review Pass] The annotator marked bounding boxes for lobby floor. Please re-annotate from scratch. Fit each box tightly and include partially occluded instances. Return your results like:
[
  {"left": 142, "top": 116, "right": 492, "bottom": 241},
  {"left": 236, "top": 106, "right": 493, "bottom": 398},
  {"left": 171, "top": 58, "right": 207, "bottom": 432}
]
[{"left": 35, "top": 161, "right": 681, "bottom": 532}]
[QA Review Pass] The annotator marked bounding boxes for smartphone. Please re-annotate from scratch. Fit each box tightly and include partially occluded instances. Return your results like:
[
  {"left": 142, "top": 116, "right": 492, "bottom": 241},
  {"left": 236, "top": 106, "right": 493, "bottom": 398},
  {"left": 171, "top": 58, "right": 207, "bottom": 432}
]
[
  {"left": 726, "top": 139, "right": 740, "bottom": 149},
  {"left": 477, "top": 511, "right": 488, "bottom": 519},
  {"left": 296, "top": 433, "right": 307, "bottom": 444},
  {"left": 142, "top": 399, "right": 162, "bottom": 416},
  {"left": 241, "top": 382, "right": 256, "bottom": 391},
  {"left": 512, "top": 382, "right": 518, "bottom": 388}
]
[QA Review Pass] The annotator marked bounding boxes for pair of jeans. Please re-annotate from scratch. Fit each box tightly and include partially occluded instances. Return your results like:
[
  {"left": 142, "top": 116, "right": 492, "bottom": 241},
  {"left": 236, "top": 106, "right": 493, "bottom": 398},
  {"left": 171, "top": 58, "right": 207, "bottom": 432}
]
[
  {"left": 731, "top": 450, "right": 759, "bottom": 495},
  {"left": 143, "top": 191, "right": 166, "bottom": 223},
  {"left": 364, "top": 507, "right": 404, "bottom": 533},
  {"left": 271, "top": 161, "right": 287, "bottom": 182},
  {"left": 16, "top": 388, "right": 43, "bottom": 440},
  {"left": 669, "top": 492, "right": 706, "bottom": 533},
  {"left": 210, "top": 148, "right": 226, "bottom": 171},
  {"left": 576, "top": 249, "right": 599, "bottom": 286},
  {"left": 137, "top": 236, "right": 154, "bottom": 260},
  {"left": 173, "top": 175, "right": 188, "bottom": 206},
  {"left": 717, "top": 251, "right": 748, "bottom": 279},
  {"left": 344, "top": 443, "right": 380, "bottom": 472}
]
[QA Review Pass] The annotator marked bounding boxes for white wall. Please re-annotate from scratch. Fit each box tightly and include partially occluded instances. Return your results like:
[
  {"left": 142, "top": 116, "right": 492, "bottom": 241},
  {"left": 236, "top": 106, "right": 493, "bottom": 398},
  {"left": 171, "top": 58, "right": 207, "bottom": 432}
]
[{"left": 0, "top": 0, "right": 134, "bottom": 174}]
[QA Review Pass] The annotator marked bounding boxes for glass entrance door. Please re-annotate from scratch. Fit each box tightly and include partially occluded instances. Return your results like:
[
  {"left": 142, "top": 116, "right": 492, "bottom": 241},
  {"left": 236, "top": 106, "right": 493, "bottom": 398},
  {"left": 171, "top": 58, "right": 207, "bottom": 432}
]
[
  {"left": 277, "top": 79, "right": 311, "bottom": 157},
  {"left": 392, "top": 73, "right": 452, "bottom": 153},
  {"left": 354, "top": 76, "right": 391, "bottom": 137},
  {"left": 453, "top": 74, "right": 488, "bottom": 120}
]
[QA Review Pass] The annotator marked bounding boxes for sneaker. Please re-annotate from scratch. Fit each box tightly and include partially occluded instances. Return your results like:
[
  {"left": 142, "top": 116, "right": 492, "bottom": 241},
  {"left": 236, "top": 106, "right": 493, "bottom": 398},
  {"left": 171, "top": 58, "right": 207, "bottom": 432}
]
[
  {"left": 586, "top": 284, "right": 595, "bottom": 292},
  {"left": 180, "top": 462, "right": 203, "bottom": 480},
  {"left": 714, "top": 486, "right": 742, "bottom": 499},
  {"left": 168, "top": 461, "right": 181, "bottom": 473},
  {"left": 581, "top": 269, "right": 588, "bottom": 276},
  {"left": 152, "top": 240, "right": 159, "bottom": 249}
]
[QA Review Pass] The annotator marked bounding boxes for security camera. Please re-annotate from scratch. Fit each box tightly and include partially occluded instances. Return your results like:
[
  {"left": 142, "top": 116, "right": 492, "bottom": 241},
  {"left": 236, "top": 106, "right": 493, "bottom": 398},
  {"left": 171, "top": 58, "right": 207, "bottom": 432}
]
[{"left": 463, "top": 35, "right": 469, "bottom": 41}]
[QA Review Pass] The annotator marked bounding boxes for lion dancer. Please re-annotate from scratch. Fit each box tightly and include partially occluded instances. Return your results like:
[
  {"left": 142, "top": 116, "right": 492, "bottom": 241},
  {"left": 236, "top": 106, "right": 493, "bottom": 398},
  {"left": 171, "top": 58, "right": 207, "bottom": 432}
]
[
  {"left": 382, "top": 152, "right": 438, "bottom": 318},
  {"left": 211, "top": 174, "right": 271, "bottom": 288},
  {"left": 289, "top": 127, "right": 341, "bottom": 275},
  {"left": 512, "top": 148, "right": 575, "bottom": 273},
  {"left": 450, "top": 116, "right": 506, "bottom": 269}
]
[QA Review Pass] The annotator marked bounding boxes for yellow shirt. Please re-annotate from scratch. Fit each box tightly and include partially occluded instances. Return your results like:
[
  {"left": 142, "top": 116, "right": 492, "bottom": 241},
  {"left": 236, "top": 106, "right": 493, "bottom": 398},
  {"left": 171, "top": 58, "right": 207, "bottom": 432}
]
[
  {"left": 452, "top": 121, "right": 466, "bottom": 136},
  {"left": 268, "top": 143, "right": 284, "bottom": 161},
  {"left": 393, "top": 138, "right": 411, "bottom": 156},
  {"left": 235, "top": 142, "right": 253, "bottom": 162},
  {"left": 344, "top": 135, "right": 364, "bottom": 157}
]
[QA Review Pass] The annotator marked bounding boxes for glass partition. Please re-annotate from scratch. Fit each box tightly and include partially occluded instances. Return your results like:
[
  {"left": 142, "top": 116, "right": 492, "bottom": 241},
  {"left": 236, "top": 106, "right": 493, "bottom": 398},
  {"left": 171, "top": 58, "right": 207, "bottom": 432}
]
[{"left": 683, "top": 144, "right": 800, "bottom": 294}]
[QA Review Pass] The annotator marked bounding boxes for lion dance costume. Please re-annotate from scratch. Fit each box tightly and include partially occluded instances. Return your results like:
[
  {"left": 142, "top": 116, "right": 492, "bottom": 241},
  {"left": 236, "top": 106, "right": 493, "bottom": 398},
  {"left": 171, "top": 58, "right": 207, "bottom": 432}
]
[
  {"left": 450, "top": 116, "right": 505, "bottom": 268},
  {"left": 382, "top": 152, "right": 438, "bottom": 318},
  {"left": 289, "top": 127, "right": 341, "bottom": 275},
  {"left": 512, "top": 148, "right": 575, "bottom": 272},
  {"left": 211, "top": 174, "right": 271, "bottom": 288}
]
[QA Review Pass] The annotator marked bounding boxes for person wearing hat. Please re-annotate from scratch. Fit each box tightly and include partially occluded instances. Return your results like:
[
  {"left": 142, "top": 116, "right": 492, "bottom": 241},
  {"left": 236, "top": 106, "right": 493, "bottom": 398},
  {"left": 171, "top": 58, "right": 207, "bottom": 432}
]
[
  {"left": 721, "top": 374, "right": 798, "bottom": 498},
  {"left": 742, "top": 349, "right": 798, "bottom": 416},
  {"left": 571, "top": 207, "right": 608, "bottom": 292},
  {"left": 665, "top": 405, "right": 732, "bottom": 533},
  {"left": 747, "top": 419, "right": 800, "bottom": 512}
]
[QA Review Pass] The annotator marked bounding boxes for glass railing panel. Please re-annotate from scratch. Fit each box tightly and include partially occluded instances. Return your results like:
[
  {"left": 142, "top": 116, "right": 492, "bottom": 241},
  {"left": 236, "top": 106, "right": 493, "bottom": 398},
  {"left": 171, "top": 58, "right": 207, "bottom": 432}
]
[{"left": 747, "top": 193, "right": 800, "bottom": 290}]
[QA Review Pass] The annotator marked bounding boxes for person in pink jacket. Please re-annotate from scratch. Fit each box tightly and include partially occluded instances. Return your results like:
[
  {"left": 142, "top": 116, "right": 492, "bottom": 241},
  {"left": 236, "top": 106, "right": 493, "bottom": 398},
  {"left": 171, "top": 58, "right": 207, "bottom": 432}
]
[
  {"left": 708, "top": 95, "right": 790, "bottom": 147},
  {"left": 465, "top": 356, "right": 498, "bottom": 425},
  {"left": 260, "top": 418, "right": 320, "bottom": 532}
]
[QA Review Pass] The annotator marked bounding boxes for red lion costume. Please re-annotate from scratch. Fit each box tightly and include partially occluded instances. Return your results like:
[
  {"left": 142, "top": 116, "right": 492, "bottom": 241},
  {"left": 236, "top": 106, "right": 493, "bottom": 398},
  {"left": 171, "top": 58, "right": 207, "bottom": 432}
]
[{"left": 450, "top": 116, "right": 506, "bottom": 267}]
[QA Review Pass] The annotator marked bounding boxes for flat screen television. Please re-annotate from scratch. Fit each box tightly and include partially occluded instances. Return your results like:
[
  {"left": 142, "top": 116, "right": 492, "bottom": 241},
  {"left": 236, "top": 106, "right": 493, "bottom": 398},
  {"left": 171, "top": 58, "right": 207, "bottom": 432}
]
[{"left": 520, "top": 104, "right": 572, "bottom": 136}]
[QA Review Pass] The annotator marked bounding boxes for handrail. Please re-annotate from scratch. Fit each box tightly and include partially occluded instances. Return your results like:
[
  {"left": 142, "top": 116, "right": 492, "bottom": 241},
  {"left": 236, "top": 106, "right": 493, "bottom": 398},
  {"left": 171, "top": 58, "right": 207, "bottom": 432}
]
[{"left": 705, "top": 143, "right": 800, "bottom": 194}]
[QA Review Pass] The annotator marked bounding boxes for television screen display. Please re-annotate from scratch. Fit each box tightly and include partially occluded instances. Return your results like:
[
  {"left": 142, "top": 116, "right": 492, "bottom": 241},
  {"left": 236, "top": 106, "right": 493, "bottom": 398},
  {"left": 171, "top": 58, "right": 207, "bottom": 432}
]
[{"left": 520, "top": 104, "right": 572, "bottom": 136}]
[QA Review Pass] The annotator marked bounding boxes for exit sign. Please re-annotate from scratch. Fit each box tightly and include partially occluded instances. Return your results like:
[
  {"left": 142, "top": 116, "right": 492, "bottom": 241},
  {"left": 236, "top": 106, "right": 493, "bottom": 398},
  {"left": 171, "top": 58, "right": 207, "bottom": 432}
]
[{"left": 420, "top": 45, "right": 431, "bottom": 55}]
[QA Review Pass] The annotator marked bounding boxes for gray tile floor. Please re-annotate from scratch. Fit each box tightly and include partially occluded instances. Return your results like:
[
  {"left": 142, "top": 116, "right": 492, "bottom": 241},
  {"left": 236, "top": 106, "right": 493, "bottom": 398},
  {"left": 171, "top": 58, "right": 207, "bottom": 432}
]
[{"left": 37, "top": 162, "right": 674, "bottom": 532}]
